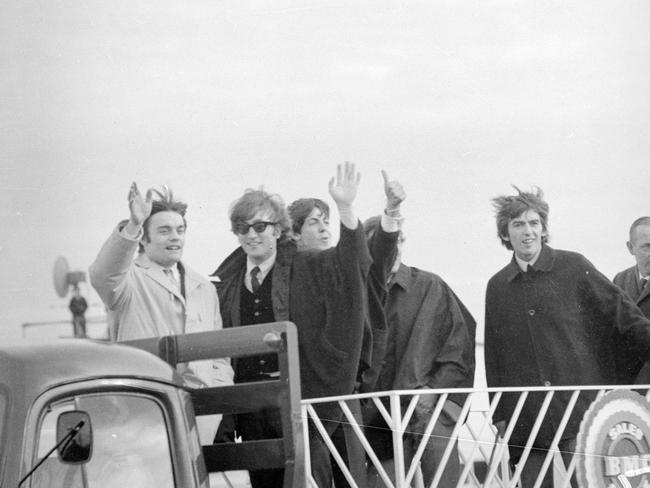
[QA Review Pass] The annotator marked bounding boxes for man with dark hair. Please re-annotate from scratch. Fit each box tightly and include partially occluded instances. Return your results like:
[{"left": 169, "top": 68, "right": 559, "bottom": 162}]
[
  {"left": 211, "top": 162, "right": 371, "bottom": 488},
  {"left": 362, "top": 216, "right": 476, "bottom": 488},
  {"left": 287, "top": 170, "right": 404, "bottom": 487},
  {"left": 615, "top": 216, "right": 650, "bottom": 312},
  {"left": 614, "top": 216, "right": 650, "bottom": 383},
  {"left": 287, "top": 197, "right": 332, "bottom": 250},
  {"left": 90, "top": 182, "right": 233, "bottom": 441},
  {"left": 485, "top": 186, "right": 650, "bottom": 488}
]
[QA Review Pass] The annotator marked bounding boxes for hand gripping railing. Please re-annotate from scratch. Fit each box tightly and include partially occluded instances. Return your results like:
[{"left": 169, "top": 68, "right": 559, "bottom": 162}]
[
  {"left": 123, "top": 321, "right": 304, "bottom": 488},
  {"left": 302, "top": 385, "right": 650, "bottom": 488}
]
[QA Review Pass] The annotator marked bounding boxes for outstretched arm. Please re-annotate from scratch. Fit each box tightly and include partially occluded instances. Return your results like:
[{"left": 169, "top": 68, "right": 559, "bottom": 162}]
[
  {"left": 89, "top": 182, "right": 153, "bottom": 309},
  {"left": 328, "top": 161, "right": 361, "bottom": 229}
]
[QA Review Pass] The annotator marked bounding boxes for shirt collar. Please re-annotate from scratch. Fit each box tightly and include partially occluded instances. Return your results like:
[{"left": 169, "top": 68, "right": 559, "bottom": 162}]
[
  {"left": 166, "top": 263, "right": 180, "bottom": 283},
  {"left": 514, "top": 248, "right": 541, "bottom": 272},
  {"left": 246, "top": 250, "right": 276, "bottom": 283},
  {"left": 389, "top": 263, "right": 410, "bottom": 291},
  {"left": 506, "top": 245, "right": 555, "bottom": 282},
  {"left": 136, "top": 253, "right": 179, "bottom": 273}
]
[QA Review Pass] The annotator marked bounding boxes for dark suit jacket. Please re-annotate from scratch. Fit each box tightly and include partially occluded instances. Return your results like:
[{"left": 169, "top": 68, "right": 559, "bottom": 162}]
[
  {"left": 212, "top": 223, "right": 371, "bottom": 430},
  {"left": 614, "top": 265, "right": 650, "bottom": 314},
  {"left": 614, "top": 265, "right": 650, "bottom": 383}
]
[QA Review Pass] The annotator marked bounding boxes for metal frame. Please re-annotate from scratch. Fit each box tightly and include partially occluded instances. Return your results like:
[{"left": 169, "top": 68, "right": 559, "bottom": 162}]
[
  {"left": 123, "top": 321, "right": 305, "bottom": 488},
  {"left": 302, "top": 385, "right": 650, "bottom": 488}
]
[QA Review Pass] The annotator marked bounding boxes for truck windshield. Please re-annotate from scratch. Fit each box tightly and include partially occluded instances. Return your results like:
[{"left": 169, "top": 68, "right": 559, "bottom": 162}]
[{"left": 30, "top": 393, "right": 175, "bottom": 488}]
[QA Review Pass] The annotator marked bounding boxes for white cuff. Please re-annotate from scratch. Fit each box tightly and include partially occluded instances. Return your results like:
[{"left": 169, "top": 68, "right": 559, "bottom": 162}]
[
  {"left": 381, "top": 211, "right": 403, "bottom": 232},
  {"left": 120, "top": 225, "right": 143, "bottom": 241}
]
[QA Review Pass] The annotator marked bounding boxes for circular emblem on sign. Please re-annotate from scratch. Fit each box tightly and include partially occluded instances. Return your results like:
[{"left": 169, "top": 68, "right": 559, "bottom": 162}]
[{"left": 576, "top": 389, "right": 650, "bottom": 488}]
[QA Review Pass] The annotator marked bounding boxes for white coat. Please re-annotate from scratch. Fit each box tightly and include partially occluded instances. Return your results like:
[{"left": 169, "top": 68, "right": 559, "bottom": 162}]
[{"left": 90, "top": 226, "right": 234, "bottom": 441}]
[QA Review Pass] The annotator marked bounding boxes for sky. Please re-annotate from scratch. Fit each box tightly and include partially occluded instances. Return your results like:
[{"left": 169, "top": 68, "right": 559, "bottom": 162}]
[{"left": 1, "top": 1, "right": 649, "bottom": 381}]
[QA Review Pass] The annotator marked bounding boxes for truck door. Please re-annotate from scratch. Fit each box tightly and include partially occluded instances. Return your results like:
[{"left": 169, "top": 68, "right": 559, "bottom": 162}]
[{"left": 27, "top": 392, "right": 176, "bottom": 488}]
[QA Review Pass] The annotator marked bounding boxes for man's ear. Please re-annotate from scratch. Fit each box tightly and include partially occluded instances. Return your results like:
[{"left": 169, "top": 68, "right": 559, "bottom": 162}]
[
  {"left": 627, "top": 240, "right": 634, "bottom": 255},
  {"left": 500, "top": 233, "right": 510, "bottom": 242}
]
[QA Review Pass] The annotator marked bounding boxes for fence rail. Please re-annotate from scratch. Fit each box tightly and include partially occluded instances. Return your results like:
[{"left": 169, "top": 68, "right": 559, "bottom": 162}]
[{"left": 302, "top": 386, "right": 650, "bottom": 488}]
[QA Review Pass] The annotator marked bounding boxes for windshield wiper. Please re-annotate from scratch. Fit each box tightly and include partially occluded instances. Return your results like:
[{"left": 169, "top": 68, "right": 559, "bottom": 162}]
[{"left": 17, "top": 420, "right": 85, "bottom": 487}]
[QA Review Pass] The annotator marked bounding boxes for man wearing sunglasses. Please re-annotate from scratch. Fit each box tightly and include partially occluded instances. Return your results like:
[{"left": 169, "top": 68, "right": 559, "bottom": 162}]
[{"left": 211, "top": 162, "right": 371, "bottom": 488}]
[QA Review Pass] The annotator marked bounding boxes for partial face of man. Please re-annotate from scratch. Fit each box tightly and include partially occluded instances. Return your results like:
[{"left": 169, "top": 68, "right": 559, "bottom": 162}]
[
  {"left": 503, "top": 209, "right": 546, "bottom": 262},
  {"left": 295, "top": 207, "right": 331, "bottom": 251},
  {"left": 628, "top": 224, "right": 650, "bottom": 277},
  {"left": 236, "top": 210, "right": 280, "bottom": 264},
  {"left": 142, "top": 211, "right": 186, "bottom": 268}
]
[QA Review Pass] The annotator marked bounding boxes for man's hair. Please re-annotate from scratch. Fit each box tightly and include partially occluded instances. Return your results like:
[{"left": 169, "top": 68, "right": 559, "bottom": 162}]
[
  {"left": 287, "top": 198, "right": 330, "bottom": 234},
  {"left": 140, "top": 186, "right": 188, "bottom": 252},
  {"left": 492, "top": 186, "right": 550, "bottom": 250},
  {"left": 629, "top": 216, "right": 650, "bottom": 242},
  {"left": 229, "top": 188, "right": 291, "bottom": 236}
]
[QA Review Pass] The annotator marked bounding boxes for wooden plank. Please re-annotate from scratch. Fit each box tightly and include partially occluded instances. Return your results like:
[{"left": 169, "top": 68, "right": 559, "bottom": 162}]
[
  {"left": 122, "top": 322, "right": 305, "bottom": 487},
  {"left": 203, "top": 439, "right": 285, "bottom": 471},
  {"left": 191, "top": 381, "right": 285, "bottom": 415}
]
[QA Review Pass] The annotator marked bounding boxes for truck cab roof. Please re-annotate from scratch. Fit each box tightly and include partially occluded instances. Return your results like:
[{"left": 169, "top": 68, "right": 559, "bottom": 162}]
[
  {"left": 0, "top": 340, "right": 199, "bottom": 488},
  {"left": 0, "top": 339, "right": 182, "bottom": 405}
]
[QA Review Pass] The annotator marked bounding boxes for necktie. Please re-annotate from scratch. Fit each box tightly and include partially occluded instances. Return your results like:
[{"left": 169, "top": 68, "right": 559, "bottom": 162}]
[
  {"left": 251, "top": 266, "right": 261, "bottom": 294},
  {"left": 164, "top": 268, "right": 176, "bottom": 283}
]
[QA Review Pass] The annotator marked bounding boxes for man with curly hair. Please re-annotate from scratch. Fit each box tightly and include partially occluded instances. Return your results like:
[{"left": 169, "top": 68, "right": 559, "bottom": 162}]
[{"left": 211, "top": 162, "right": 371, "bottom": 488}]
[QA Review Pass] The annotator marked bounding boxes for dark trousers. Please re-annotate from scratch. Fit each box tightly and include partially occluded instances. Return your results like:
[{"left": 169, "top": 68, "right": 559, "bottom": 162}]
[
  {"left": 364, "top": 400, "right": 461, "bottom": 488},
  {"left": 237, "top": 408, "right": 284, "bottom": 488},
  {"left": 330, "top": 399, "right": 367, "bottom": 487},
  {"left": 508, "top": 438, "right": 577, "bottom": 488},
  {"left": 237, "top": 406, "right": 356, "bottom": 488},
  {"left": 366, "top": 419, "right": 459, "bottom": 488}
]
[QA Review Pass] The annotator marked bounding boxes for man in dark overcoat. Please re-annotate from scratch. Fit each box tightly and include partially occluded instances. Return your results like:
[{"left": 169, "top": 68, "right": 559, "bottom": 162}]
[
  {"left": 362, "top": 215, "right": 476, "bottom": 488},
  {"left": 485, "top": 187, "right": 650, "bottom": 488},
  {"left": 287, "top": 170, "right": 404, "bottom": 487}
]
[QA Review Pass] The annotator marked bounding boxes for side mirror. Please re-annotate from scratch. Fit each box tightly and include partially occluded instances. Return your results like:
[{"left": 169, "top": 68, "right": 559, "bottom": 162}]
[{"left": 56, "top": 410, "right": 93, "bottom": 464}]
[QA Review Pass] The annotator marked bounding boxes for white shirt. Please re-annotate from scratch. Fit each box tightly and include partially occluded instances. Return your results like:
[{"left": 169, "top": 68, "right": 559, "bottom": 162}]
[
  {"left": 165, "top": 263, "right": 181, "bottom": 285},
  {"left": 245, "top": 251, "right": 276, "bottom": 292},
  {"left": 515, "top": 249, "right": 541, "bottom": 272}
]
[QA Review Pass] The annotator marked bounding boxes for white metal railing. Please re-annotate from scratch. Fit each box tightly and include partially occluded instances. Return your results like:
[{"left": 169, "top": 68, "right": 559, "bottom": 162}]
[{"left": 301, "top": 386, "right": 650, "bottom": 488}]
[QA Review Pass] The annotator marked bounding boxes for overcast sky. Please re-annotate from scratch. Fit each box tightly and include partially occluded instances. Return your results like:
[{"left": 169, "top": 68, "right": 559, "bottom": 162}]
[{"left": 1, "top": 0, "right": 649, "bottom": 379}]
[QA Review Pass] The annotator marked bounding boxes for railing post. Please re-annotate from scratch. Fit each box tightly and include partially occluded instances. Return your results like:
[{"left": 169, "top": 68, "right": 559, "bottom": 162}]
[{"left": 391, "top": 392, "right": 406, "bottom": 488}]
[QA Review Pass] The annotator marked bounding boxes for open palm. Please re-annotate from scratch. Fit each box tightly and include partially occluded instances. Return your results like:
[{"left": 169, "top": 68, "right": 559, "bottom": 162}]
[{"left": 328, "top": 161, "right": 360, "bottom": 206}]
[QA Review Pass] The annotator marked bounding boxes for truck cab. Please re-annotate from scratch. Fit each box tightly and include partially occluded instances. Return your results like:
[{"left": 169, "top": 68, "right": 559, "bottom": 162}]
[
  {"left": 1, "top": 339, "right": 209, "bottom": 488},
  {"left": 1, "top": 322, "right": 303, "bottom": 488}
]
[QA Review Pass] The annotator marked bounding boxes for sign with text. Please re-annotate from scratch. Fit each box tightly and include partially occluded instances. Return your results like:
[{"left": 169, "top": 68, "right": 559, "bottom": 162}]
[{"left": 577, "top": 390, "right": 650, "bottom": 488}]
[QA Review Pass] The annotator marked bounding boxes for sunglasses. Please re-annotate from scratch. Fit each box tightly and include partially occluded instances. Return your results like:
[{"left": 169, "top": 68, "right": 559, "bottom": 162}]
[{"left": 235, "top": 221, "right": 277, "bottom": 235}]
